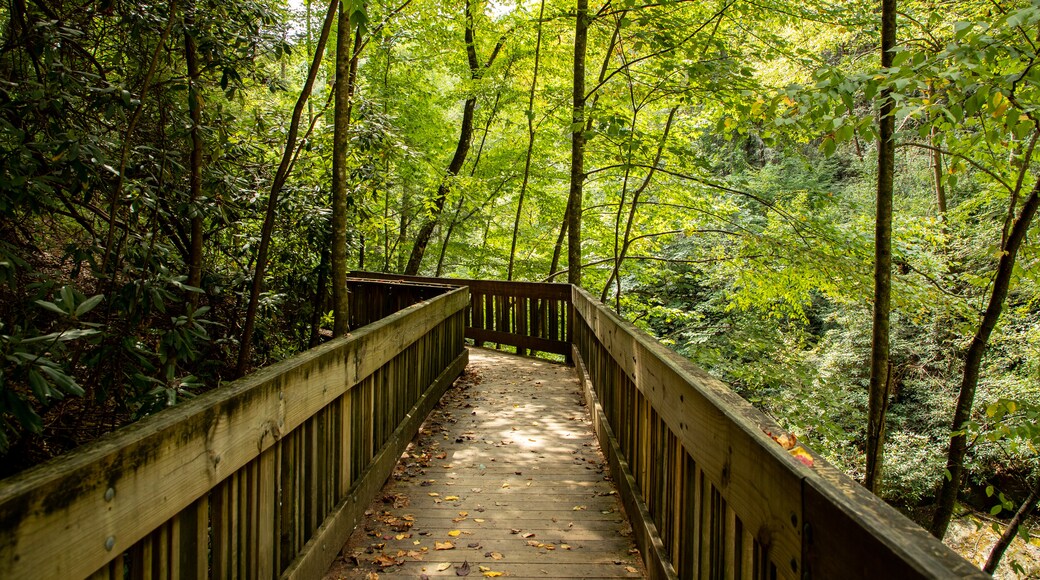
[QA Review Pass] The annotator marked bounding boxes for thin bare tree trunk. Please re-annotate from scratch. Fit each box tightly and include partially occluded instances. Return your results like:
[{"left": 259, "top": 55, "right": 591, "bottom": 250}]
[
  {"left": 236, "top": 0, "right": 338, "bottom": 376},
  {"left": 184, "top": 2, "right": 203, "bottom": 303},
  {"left": 508, "top": 0, "right": 545, "bottom": 281},
  {"left": 931, "top": 180, "right": 1040, "bottom": 538},
  {"left": 332, "top": 12, "right": 362, "bottom": 337},
  {"left": 601, "top": 106, "right": 678, "bottom": 307},
  {"left": 405, "top": 0, "right": 503, "bottom": 275},
  {"left": 567, "top": 0, "right": 588, "bottom": 287},
  {"left": 865, "top": 0, "right": 896, "bottom": 493},
  {"left": 984, "top": 476, "right": 1040, "bottom": 574}
]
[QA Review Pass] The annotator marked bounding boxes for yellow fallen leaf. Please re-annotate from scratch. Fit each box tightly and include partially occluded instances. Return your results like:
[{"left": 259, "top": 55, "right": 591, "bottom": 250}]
[
  {"left": 448, "top": 530, "right": 461, "bottom": 537},
  {"left": 501, "top": 483, "right": 510, "bottom": 488},
  {"left": 483, "top": 572, "right": 504, "bottom": 578},
  {"left": 445, "top": 495, "right": 460, "bottom": 501},
  {"left": 625, "top": 566, "right": 638, "bottom": 573},
  {"left": 413, "top": 540, "right": 422, "bottom": 545},
  {"left": 479, "top": 566, "right": 491, "bottom": 572},
  {"left": 489, "top": 552, "right": 503, "bottom": 560},
  {"left": 572, "top": 506, "right": 586, "bottom": 511},
  {"left": 434, "top": 541, "right": 454, "bottom": 550},
  {"left": 437, "top": 563, "right": 452, "bottom": 571},
  {"left": 473, "top": 518, "right": 485, "bottom": 523},
  {"left": 428, "top": 492, "right": 440, "bottom": 497}
]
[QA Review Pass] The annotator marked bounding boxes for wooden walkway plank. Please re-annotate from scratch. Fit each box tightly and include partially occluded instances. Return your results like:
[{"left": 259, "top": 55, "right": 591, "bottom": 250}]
[{"left": 326, "top": 348, "right": 646, "bottom": 579}]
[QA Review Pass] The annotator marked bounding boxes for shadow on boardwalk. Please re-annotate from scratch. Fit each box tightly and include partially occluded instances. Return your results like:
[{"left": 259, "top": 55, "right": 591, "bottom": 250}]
[{"left": 325, "top": 347, "right": 645, "bottom": 579}]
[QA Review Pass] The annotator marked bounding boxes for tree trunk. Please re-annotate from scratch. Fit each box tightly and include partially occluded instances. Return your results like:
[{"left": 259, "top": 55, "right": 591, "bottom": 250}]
[
  {"left": 567, "top": 0, "right": 588, "bottom": 287},
  {"left": 236, "top": 0, "right": 338, "bottom": 376},
  {"left": 601, "top": 106, "right": 678, "bottom": 307},
  {"left": 931, "top": 180, "right": 1040, "bottom": 538},
  {"left": 405, "top": 0, "right": 501, "bottom": 275},
  {"left": 508, "top": 0, "right": 545, "bottom": 281},
  {"left": 984, "top": 476, "right": 1040, "bottom": 574},
  {"left": 184, "top": 3, "right": 204, "bottom": 304},
  {"left": 332, "top": 9, "right": 361, "bottom": 337},
  {"left": 308, "top": 247, "right": 330, "bottom": 348},
  {"left": 865, "top": 0, "right": 896, "bottom": 493}
]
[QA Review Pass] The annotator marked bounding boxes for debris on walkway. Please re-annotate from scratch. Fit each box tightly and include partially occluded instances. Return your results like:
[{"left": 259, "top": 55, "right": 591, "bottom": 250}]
[{"left": 325, "top": 347, "right": 645, "bottom": 579}]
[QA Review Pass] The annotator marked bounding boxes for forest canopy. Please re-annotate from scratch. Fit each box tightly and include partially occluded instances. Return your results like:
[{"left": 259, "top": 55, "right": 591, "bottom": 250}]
[{"left": 1, "top": 0, "right": 1038, "bottom": 573}]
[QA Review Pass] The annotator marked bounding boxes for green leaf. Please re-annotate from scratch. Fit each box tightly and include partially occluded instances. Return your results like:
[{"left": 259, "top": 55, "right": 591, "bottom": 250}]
[
  {"left": 74, "top": 294, "right": 104, "bottom": 317},
  {"left": 35, "top": 300, "right": 68, "bottom": 316},
  {"left": 38, "top": 366, "right": 85, "bottom": 397},
  {"left": 989, "top": 504, "right": 1003, "bottom": 516}
]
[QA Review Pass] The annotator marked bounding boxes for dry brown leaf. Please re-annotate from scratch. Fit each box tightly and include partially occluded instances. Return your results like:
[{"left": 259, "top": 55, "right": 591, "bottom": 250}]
[
  {"left": 435, "top": 541, "right": 455, "bottom": 550},
  {"left": 625, "top": 566, "right": 639, "bottom": 574},
  {"left": 437, "top": 562, "right": 452, "bottom": 571}
]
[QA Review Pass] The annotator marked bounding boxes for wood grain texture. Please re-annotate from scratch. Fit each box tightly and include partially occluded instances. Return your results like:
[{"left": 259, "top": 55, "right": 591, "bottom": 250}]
[
  {"left": 0, "top": 287, "right": 468, "bottom": 579},
  {"left": 325, "top": 347, "right": 646, "bottom": 579}
]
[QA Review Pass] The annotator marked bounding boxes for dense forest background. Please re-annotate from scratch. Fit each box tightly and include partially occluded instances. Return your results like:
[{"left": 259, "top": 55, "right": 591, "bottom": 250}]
[{"left": 1, "top": 0, "right": 1039, "bottom": 573}]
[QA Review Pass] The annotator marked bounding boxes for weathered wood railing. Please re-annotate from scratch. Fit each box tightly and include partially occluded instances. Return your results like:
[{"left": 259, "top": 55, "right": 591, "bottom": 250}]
[
  {"left": 351, "top": 272, "right": 571, "bottom": 359},
  {"left": 570, "top": 286, "right": 985, "bottom": 579},
  {"left": 346, "top": 274, "right": 985, "bottom": 578},
  {"left": 0, "top": 282, "right": 468, "bottom": 579}
]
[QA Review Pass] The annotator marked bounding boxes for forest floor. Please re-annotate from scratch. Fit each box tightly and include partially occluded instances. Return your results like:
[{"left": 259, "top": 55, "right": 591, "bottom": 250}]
[{"left": 324, "top": 347, "right": 645, "bottom": 579}]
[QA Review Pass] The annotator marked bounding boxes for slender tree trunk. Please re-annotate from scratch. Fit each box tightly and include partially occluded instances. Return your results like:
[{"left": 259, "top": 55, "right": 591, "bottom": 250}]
[
  {"left": 405, "top": 0, "right": 501, "bottom": 274},
  {"left": 102, "top": 0, "right": 178, "bottom": 275},
  {"left": 236, "top": 0, "right": 338, "bottom": 376},
  {"left": 567, "top": 0, "right": 588, "bottom": 287},
  {"left": 508, "top": 0, "right": 545, "bottom": 281},
  {"left": 984, "top": 476, "right": 1040, "bottom": 574},
  {"left": 184, "top": 4, "right": 204, "bottom": 304},
  {"left": 865, "top": 0, "right": 897, "bottom": 493},
  {"left": 547, "top": 207, "right": 568, "bottom": 281},
  {"left": 931, "top": 180, "right": 1040, "bottom": 538},
  {"left": 332, "top": 9, "right": 361, "bottom": 337},
  {"left": 548, "top": 18, "right": 618, "bottom": 283},
  {"left": 308, "top": 247, "right": 330, "bottom": 348},
  {"left": 601, "top": 106, "right": 678, "bottom": 306}
]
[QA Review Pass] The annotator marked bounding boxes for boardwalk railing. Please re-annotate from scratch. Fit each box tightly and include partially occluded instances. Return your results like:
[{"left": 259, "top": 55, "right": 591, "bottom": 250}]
[
  {"left": 0, "top": 281, "right": 468, "bottom": 579},
  {"left": 351, "top": 272, "right": 571, "bottom": 359},
  {"left": 349, "top": 274, "right": 985, "bottom": 579}
]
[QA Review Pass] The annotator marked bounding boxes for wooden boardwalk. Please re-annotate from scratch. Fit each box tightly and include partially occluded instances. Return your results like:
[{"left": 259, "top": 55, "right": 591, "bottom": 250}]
[{"left": 325, "top": 347, "right": 645, "bottom": 579}]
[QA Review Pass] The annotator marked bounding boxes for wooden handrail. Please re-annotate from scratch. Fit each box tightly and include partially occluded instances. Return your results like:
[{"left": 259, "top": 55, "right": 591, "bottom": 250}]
[
  {"left": 350, "top": 271, "right": 572, "bottom": 359},
  {"left": 569, "top": 286, "right": 984, "bottom": 579},
  {"left": 0, "top": 283, "right": 469, "bottom": 579}
]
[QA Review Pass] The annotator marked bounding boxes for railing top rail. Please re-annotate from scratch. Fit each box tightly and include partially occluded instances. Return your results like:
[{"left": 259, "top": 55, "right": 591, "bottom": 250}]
[
  {"left": 0, "top": 285, "right": 469, "bottom": 579},
  {"left": 349, "top": 271, "right": 571, "bottom": 299}
]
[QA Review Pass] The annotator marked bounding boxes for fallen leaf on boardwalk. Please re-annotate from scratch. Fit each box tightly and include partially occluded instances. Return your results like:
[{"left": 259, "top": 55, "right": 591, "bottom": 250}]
[
  {"left": 435, "top": 541, "right": 455, "bottom": 550},
  {"left": 509, "top": 529, "right": 521, "bottom": 535},
  {"left": 373, "top": 554, "right": 398, "bottom": 567},
  {"left": 437, "top": 563, "right": 452, "bottom": 571},
  {"left": 473, "top": 518, "right": 485, "bottom": 523},
  {"left": 572, "top": 506, "right": 586, "bottom": 511},
  {"left": 445, "top": 495, "right": 460, "bottom": 501},
  {"left": 526, "top": 540, "right": 541, "bottom": 547},
  {"left": 486, "top": 551, "right": 504, "bottom": 560},
  {"left": 520, "top": 532, "right": 535, "bottom": 538},
  {"left": 625, "top": 566, "right": 639, "bottom": 574},
  {"left": 368, "top": 574, "right": 380, "bottom": 580},
  {"left": 456, "top": 560, "right": 471, "bottom": 576},
  {"left": 395, "top": 533, "right": 411, "bottom": 540},
  {"left": 482, "top": 572, "right": 504, "bottom": 578},
  {"left": 407, "top": 550, "right": 425, "bottom": 560},
  {"left": 789, "top": 446, "right": 814, "bottom": 467},
  {"left": 448, "top": 530, "right": 462, "bottom": 537},
  {"left": 500, "top": 483, "right": 510, "bottom": 488},
  {"left": 436, "top": 453, "right": 447, "bottom": 459},
  {"left": 428, "top": 492, "right": 440, "bottom": 497}
]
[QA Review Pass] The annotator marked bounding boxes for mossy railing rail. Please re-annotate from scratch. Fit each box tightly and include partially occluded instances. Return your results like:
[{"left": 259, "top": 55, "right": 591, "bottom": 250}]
[
  {"left": 352, "top": 273, "right": 986, "bottom": 580},
  {"left": 0, "top": 280, "right": 468, "bottom": 579}
]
